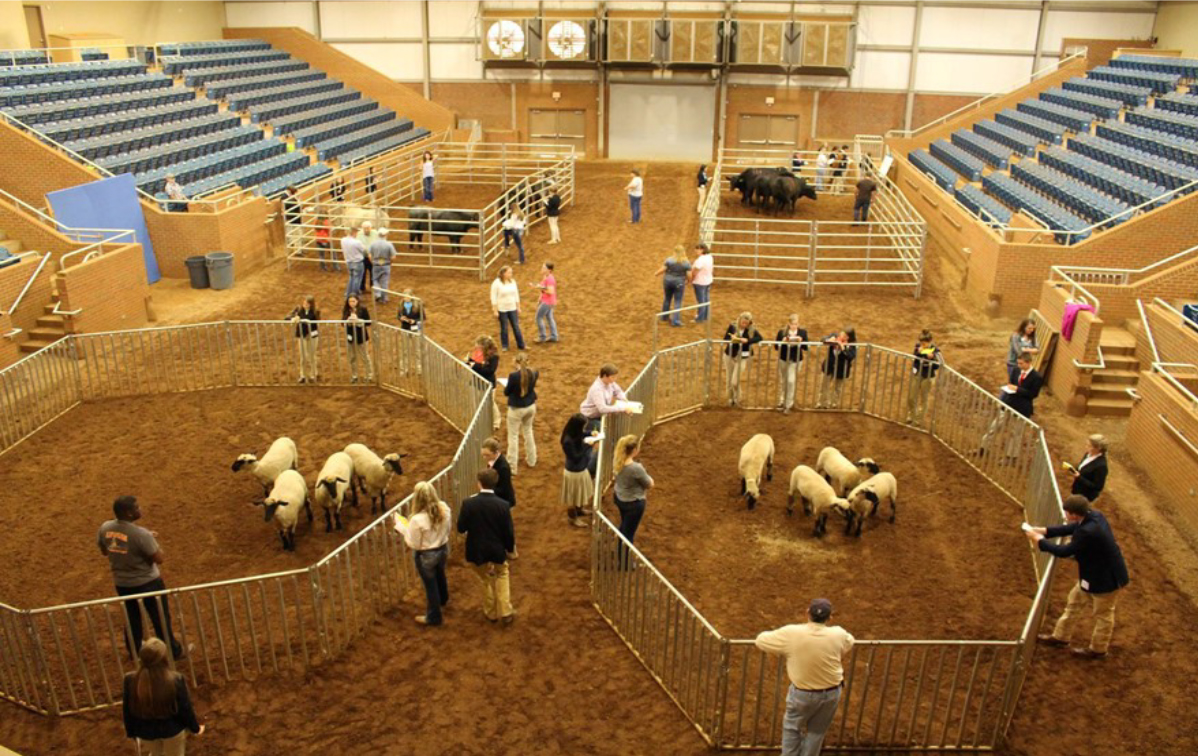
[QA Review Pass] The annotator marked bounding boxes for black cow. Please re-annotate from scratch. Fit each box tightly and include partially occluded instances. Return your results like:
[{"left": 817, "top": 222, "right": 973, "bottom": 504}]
[
  {"left": 407, "top": 208, "right": 480, "bottom": 255},
  {"left": 730, "top": 167, "right": 796, "bottom": 208},
  {"left": 763, "top": 175, "right": 818, "bottom": 215}
]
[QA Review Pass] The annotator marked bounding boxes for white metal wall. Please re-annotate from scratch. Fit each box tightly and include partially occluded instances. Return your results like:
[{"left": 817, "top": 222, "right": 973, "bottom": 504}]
[
  {"left": 223, "top": 1, "right": 1159, "bottom": 95},
  {"left": 608, "top": 83, "right": 716, "bottom": 161}
]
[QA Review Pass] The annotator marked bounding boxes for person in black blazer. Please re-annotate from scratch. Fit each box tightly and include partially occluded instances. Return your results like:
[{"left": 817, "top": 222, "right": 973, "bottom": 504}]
[
  {"left": 774, "top": 313, "right": 808, "bottom": 414},
  {"left": 457, "top": 468, "right": 516, "bottom": 625},
  {"left": 1026, "top": 495, "right": 1128, "bottom": 658},
  {"left": 723, "top": 312, "right": 763, "bottom": 406},
  {"left": 1068, "top": 434, "right": 1109, "bottom": 502},
  {"left": 1000, "top": 352, "right": 1042, "bottom": 418},
  {"left": 290, "top": 295, "right": 320, "bottom": 384},
  {"left": 481, "top": 438, "right": 516, "bottom": 507},
  {"left": 342, "top": 295, "right": 373, "bottom": 383},
  {"left": 817, "top": 328, "right": 857, "bottom": 409}
]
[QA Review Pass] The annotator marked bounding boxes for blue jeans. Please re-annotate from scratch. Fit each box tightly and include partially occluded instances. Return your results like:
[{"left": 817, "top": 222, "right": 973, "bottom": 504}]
[
  {"left": 536, "top": 302, "right": 558, "bottom": 341},
  {"left": 853, "top": 198, "right": 871, "bottom": 222},
  {"left": 414, "top": 545, "right": 449, "bottom": 625},
  {"left": 660, "top": 280, "right": 685, "bottom": 326},
  {"left": 506, "top": 230, "right": 525, "bottom": 263},
  {"left": 615, "top": 496, "right": 646, "bottom": 567},
  {"left": 345, "top": 261, "right": 365, "bottom": 299},
  {"left": 372, "top": 264, "right": 391, "bottom": 303},
  {"left": 630, "top": 195, "right": 642, "bottom": 223},
  {"left": 586, "top": 417, "right": 601, "bottom": 477},
  {"left": 422, "top": 176, "right": 434, "bottom": 201},
  {"left": 318, "top": 243, "right": 334, "bottom": 271},
  {"left": 782, "top": 684, "right": 842, "bottom": 756},
  {"left": 498, "top": 310, "right": 525, "bottom": 350},
  {"left": 693, "top": 283, "right": 710, "bottom": 322}
]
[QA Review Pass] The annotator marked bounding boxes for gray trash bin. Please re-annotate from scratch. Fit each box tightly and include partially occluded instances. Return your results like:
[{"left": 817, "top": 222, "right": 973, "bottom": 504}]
[
  {"left": 205, "top": 251, "right": 235, "bottom": 290},
  {"left": 185, "top": 256, "right": 209, "bottom": 289}
]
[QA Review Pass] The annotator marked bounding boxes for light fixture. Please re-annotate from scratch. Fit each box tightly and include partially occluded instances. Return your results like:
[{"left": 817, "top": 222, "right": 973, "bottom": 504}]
[
  {"left": 552, "top": 91, "right": 562, "bottom": 102},
  {"left": 766, "top": 96, "right": 775, "bottom": 106}
]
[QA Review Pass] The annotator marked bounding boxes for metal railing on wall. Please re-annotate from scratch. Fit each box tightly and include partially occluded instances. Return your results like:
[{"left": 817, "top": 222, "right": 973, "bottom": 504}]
[
  {"left": 589, "top": 339, "right": 1063, "bottom": 751},
  {"left": 0, "top": 321, "right": 490, "bottom": 716}
]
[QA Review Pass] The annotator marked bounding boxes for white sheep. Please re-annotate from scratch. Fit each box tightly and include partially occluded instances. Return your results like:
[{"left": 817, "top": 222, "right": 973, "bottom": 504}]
[
  {"left": 232, "top": 436, "right": 299, "bottom": 497},
  {"left": 314, "top": 451, "right": 357, "bottom": 532},
  {"left": 845, "top": 468, "right": 898, "bottom": 537},
  {"left": 816, "top": 446, "right": 860, "bottom": 497},
  {"left": 738, "top": 433, "right": 775, "bottom": 510},
  {"left": 343, "top": 443, "right": 406, "bottom": 514},
  {"left": 787, "top": 464, "right": 851, "bottom": 538},
  {"left": 257, "top": 469, "right": 312, "bottom": 551}
]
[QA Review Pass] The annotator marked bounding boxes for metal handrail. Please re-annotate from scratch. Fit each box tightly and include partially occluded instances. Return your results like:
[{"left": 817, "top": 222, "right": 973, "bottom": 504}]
[
  {"left": 4, "top": 252, "right": 50, "bottom": 315},
  {"left": 1153, "top": 362, "right": 1198, "bottom": 409},
  {"left": 1137, "top": 298, "right": 1161, "bottom": 364},
  {"left": 885, "top": 48, "right": 1088, "bottom": 139},
  {"left": 0, "top": 187, "right": 132, "bottom": 244},
  {"left": 0, "top": 44, "right": 141, "bottom": 68},
  {"left": 57, "top": 230, "right": 139, "bottom": 271}
]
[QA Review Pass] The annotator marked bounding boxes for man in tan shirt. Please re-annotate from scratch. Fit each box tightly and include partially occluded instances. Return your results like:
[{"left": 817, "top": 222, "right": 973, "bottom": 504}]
[{"left": 755, "top": 598, "right": 855, "bottom": 756}]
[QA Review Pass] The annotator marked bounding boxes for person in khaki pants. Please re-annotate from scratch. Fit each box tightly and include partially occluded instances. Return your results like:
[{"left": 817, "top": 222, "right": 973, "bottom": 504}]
[
  {"left": 1026, "top": 495, "right": 1129, "bottom": 659},
  {"left": 503, "top": 353, "right": 538, "bottom": 473},
  {"left": 457, "top": 469, "right": 517, "bottom": 625},
  {"left": 906, "top": 330, "right": 941, "bottom": 426},
  {"left": 290, "top": 295, "right": 320, "bottom": 384}
]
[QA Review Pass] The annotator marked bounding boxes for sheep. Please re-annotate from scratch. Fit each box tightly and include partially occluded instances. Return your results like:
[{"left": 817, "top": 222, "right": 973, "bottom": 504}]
[
  {"left": 856, "top": 457, "right": 881, "bottom": 476},
  {"left": 314, "top": 451, "right": 358, "bottom": 532},
  {"left": 232, "top": 437, "right": 299, "bottom": 497},
  {"left": 738, "top": 433, "right": 775, "bottom": 510},
  {"left": 844, "top": 471, "right": 898, "bottom": 536},
  {"left": 787, "top": 464, "right": 851, "bottom": 538},
  {"left": 256, "top": 469, "right": 312, "bottom": 551},
  {"left": 815, "top": 445, "right": 860, "bottom": 497},
  {"left": 343, "top": 443, "right": 407, "bottom": 514}
]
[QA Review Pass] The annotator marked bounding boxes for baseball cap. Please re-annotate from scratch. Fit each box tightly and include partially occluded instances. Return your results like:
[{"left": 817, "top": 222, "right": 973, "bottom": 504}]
[{"left": 809, "top": 598, "right": 833, "bottom": 622}]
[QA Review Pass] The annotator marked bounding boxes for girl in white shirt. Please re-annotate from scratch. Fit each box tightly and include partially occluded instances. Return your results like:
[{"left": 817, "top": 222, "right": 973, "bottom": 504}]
[
  {"left": 502, "top": 207, "right": 527, "bottom": 264},
  {"left": 393, "top": 482, "right": 452, "bottom": 626},
  {"left": 421, "top": 151, "right": 435, "bottom": 201},
  {"left": 490, "top": 265, "right": 526, "bottom": 351},
  {"left": 625, "top": 170, "right": 643, "bottom": 224}
]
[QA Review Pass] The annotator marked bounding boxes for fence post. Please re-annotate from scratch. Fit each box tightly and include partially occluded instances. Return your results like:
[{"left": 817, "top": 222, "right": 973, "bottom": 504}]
[
  {"left": 807, "top": 221, "right": 818, "bottom": 298},
  {"left": 915, "top": 225, "right": 928, "bottom": 299},
  {"left": 68, "top": 336, "right": 85, "bottom": 402},
  {"left": 712, "top": 638, "right": 731, "bottom": 748},
  {"left": 859, "top": 346, "right": 872, "bottom": 413},
  {"left": 703, "top": 336, "right": 713, "bottom": 408},
  {"left": 224, "top": 322, "right": 238, "bottom": 387},
  {"left": 22, "top": 612, "right": 59, "bottom": 716}
]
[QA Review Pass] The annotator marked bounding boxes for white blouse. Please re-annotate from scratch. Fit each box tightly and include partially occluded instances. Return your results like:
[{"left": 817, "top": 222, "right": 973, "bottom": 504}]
[
  {"left": 393, "top": 502, "right": 452, "bottom": 551},
  {"left": 503, "top": 215, "right": 526, "bottom": 232},
  {"left": 422, "top": 160, "right": 435, "bottom": 179},
  {"left": 491, "top": 279, "right": 521, "bottom": 312}
]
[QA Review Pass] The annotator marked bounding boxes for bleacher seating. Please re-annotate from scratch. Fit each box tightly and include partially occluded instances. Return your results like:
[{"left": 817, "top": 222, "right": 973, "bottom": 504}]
[
  {"left": 67, "top": 112, "right": 241, "bottom": 160},
  {"left": 1039, "top": 87, "right": 1121, "bottom": 120},
  {"left": 258, "top": 163, "right": 333, "bottom": 198},
  {"left": 995, "top": 108, "right": 1066, "bottom": 145},
  {"left": 159, "top": 39, "right": 270, "bottom": 57},
  {"left": 1015, "top": 99, "right": 1093, "bottom": 133},
  {"left": 955, "top": 183, "right": 1012, "bottom": 228},
  {"left": 330, "top": 128, "right": 431, "bottom": 166},
  {"left": 1155, "top": 92, "right": 1198, "bottom": 118},
  {"left": 39, "top": 99, "right": 218, "bottom": 142},
  {"left": 1087, "top": 65, "right": 1179, "bottom": 94},
  {"left": 0, "top": 60, "right": 146, "bottom": 88},
  {"left": 909, "top": 150, "right": 958, "bottom": 190},
  {"left": 80, "top": 49, "right": 109, "bottom": 62},
  {"left": 0, "top": 73, "right": 173, "bottom": 107},
  {"left": 204, "top": 71, "right": 326, "bottom": 100},
  {"left": 973, "top": 120, "right": 1040, "bottom": 156},
  {"left": 292, "top": 110, "right": 395, "bottom": 149},
  {"left": 951, "top": 129, "right": 1010, "bottom": 169},
  {"left": 316, "top": 120, "right": 417, "bottom": 161},
  {"left": 929, "top": 139, "right": 984, "bottom": 181},
  {"left": 138, "top": 139, "right": 287, "bottom": 194},
  {"left": 1010, "top": 160, "right": 1131, "bottom": 227},
  {"left": 1126, "top": 105, "right": 1198, "bottom": 141},
  {"left": 161, "top": 50, "right": 291, "bottom": 76},
  {"left": 1062, "top": 76, "right": 1150, "bottom": 107},
  {"left": 1097, "top": 121, "right": 1198, "bottom": 168},
  {"left": 271, "top": 101, "right": 380, "bottom": 137},
  {"left": 1068, "top": 132, "right": 1198, "bottom": 191},
  {"left": 250, "top": 89, "right": 362, "bottom": 124},
  {"left": 183, "top": 59, "right": 309, "bottom": 88},
  {"left": 1110, "top": 53, "right": 1198, "bottom": 80},
  {"left": 225, "top": 79, "right": 344, "bottom": 111},
  {"left": 97, "top": 125, "right": 264, "bottom": 176},
  {"left": 1038, "top": 147, "right": 1168, "bottom": 207},
  {"left": 168, "top": 150, "right": 309, "bottom": 198},
  {"left": 982, "top": 172, "right": 1091, "bottom": 243},
  {"left": 0, "top": 50, "right": 50, "bottom": 67},
  {"left": 2, "top": 86, "right": 194, "bottom": 125}
]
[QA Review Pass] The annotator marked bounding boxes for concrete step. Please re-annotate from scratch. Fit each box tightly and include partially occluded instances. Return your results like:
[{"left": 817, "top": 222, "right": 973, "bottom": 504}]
[
  {"left": 28, "top": 327, "right": 65, "bottom": 341},
  {"left": 1090, "top": 384, "right": 1135, "bottom": 402},
  {"left": 35, "top": 314, "right": 65, "bottom": 329},
  {"left": 1092, "top": 369, "right": 1139, "bottom": 386},
  {"left": 1087, "top": 397, "right": 1134, "bottom": 417},
  {"left": 1103, "top": 354, "right": 1141, "bottom": 371},
  {"left": 1099, "top": 326, "right": 1137, "bottom": 356},
  {"left": 18, "top": 338, "right": 55, "bottom": 354}
]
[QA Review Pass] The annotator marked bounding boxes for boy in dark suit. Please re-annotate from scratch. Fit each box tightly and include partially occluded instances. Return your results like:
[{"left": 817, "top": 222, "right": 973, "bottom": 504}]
[
  {"left": 1001, "top": 352, "right": 1043, "bottom": 418},
  {"left": 1068, "top": 434, "right": 1109, "bottom": 501},
  {"left": 481, "top": 438, "right": 516, "bottom": 507},
  {"left": 457, "top": 469, "right": 517, "bottom": 625}
]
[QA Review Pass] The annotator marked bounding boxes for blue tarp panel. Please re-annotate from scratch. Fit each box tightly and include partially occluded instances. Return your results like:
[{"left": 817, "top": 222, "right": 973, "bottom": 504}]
[{"left": 46, "top": 174, "right": 160, "bottom": 283}]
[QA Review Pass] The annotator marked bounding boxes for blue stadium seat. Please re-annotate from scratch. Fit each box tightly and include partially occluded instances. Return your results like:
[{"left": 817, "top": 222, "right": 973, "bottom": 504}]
[
  {"left": 951, "top": 129, "right": 1011, "bottom": 169},
  {"left": 226, "top": 79, "right": 343, "bottom": 111},
  {"left": 973, "top": 119, "right": 1041, "bottom": 156},
  {"left": 2, "top": 87, "right": 195, "bottom": 126},
  {"left": 161, "top": 50, "right": 290, "bottom": 76},
  {"left": 1061, "top": 76, "right": 1151, "bottom": 107},
  {"left": 271, "top": 100, "right": 381, "bottom": 137},
  {"left": 250, "top": 89, "right": 361, "bottom": 124},
  {"left": 954, "top": 183, "right": 1011, "bottom": 228},
  {"left": 97, "top": 125, "right": 264, "bottom": 176},
  {"left": 0, "top": 73, "right": 173, "bottom": 107},
  {"left": 1126, "top": 105, "right": 1198, "bottom": 140},
  {"left": 1038, "top": 146, "right": 1168, "bottom": 207},
  {"left": 1010, "top": 160, "right": 1131, "bottom": 227},
  {"left": 908, "top": 149, "right": 958, "bottom": 191},
  {"left": 159, "top": 40, "right": 270, "bottom": 57},
  {"left": 136, "top": 139, "right": 287, "bottom": 194},
  {"left": 330, "top": 129, "right": 433, "bottom": 166},
  {"left": 1015, "top": 99, "right": 1094, "bottom": 133},
  {"left": 1067, "top": 132, "right": 1198, "bottom": 191},
  {"left": 929, "top": 138, "right": 984, "bottom": 181},
  {"left": 67, "top": 112, "right": 241, "bottom": 160},
  {"left": 1109, "top": 53, "right": 1198, "bottom": 80},
  {"left": 995, "top": 109, "right": 1066, "bottom": 145},
  {"left": 1156, "top": 92, "right": 1198, "bottom": 118},
  {"left": 292, "top": 109, "right": 397, "bottom": 148},
  {"left": 315, "top": 119, "right": 416, "bottom": 161},
  {"left": 982, "top": 172, "right": 1091, "bottom": 244},
  {"left": 203, "top": 71, "right": 327, "bottom": 100},
  {"left": 1095, "top": 121, "right": 1198, "bottom": 168},
  {"left": 184, "top": 60, "right": 309, "bottom": 88},
  {"left": 258, "top": 163, "right": 333, "bottom": 198},
  {"left": 1086, "top": 65, "right": 1179, "bottom": 94},
  {"left": 1039, "top": 87, "right": 1122, "bottom": 120},
  {"left": 38, "top": 100, "right": 218, "bottom": 143}
]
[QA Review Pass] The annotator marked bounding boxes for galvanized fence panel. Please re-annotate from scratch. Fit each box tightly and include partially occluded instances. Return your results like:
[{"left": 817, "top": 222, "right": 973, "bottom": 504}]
[
  {"left": 0, "top": 338, "right": 80, "bottom": 453},
  {"left": 72, "top": 324, "right": 234, "bottom": 400},
  {"left": 374, "top": 324, "right": 423, "bottom": 398},
  {"left": 708, "top": 339, "right": 867, "bottom": 414},
  {"left": 420, "top": 336, "right": 490, "bottom": 434}
]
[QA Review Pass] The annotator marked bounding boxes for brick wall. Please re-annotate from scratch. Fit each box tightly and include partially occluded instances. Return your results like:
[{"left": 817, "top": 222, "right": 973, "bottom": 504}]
[
  {"left": 911, "top": 94, "right": 977, "bottom": 130},
  {"left": 1145, "top": 303, "right": 1198, "bottom": 367},
  {"left": 143, "top": 196, "right": 273, "bottom": 279},
  {"left": 1080, "top": 251, "right": 1198, "bottom": 326},
  {"left": 0, "top": 252, "right": 53, "bottom": 353},
  {"left": 1038, "top": 281, "right": 1103, "bottom": 402},
  {"left": 0, "top": 312, "right": 19, "bottom": 367},
  {"left": 224, "top": 27, "right": 456, "bottom": 134},
  {"left": 0, "top": 121, "right": 101, "bottom": 206},
  {"left": 0, "top": 202, "right": 80, "bottom": 256},
  {"left": 57, "top": 244, "right": 150, "bottom": 334},
  {"left": 1126, "top": 372, "right": 1198, "bottom": 543}
]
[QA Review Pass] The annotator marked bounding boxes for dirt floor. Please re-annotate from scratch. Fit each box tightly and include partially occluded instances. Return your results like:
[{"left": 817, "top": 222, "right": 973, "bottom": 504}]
[
  {"left": 624, "top": 410, "right": 1035, "bottom": 640},
  {"left": 3, "top": 161, "right": 1198, "bottom": 755},
  {"left": 0, "top": 388, "right": 459, "bottom": 608}
]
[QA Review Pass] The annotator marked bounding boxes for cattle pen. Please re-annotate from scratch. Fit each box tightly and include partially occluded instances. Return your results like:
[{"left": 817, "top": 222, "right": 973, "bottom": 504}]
[
  {"left": 703, "top": 143, "right": 927, "bottom": 297},
  {"left": 284, "top": 138, "right": 576, "bottom": 281}
]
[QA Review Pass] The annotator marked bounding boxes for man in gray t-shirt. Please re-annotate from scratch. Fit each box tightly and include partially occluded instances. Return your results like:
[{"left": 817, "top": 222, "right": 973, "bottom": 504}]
[
  {"left": 98, "top": 496, "right": 184, "bottom": 658},
  {"left": 368, "top": 229, "right": 396, "bottom": 305}
]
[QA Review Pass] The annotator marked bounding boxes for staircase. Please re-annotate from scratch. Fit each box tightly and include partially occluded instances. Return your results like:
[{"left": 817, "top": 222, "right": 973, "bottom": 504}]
[
  {"left": 1088, "top": 327, "right": 1139, "bottom": 417},
  {"left": 0, "top": 229, "right": 22, "bottom": 256},
  {"left": 18, "top": 283, "right": 68, "bottom": 355}
]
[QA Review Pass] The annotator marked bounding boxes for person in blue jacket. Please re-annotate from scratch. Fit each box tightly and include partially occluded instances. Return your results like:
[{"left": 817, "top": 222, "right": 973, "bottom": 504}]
[{"left": 1025, "top": 495, "right": 1129, "bottom": 659}]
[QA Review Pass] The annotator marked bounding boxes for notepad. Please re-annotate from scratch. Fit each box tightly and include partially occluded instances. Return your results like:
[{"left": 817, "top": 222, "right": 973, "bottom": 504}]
[
  {"left": 583, "top": 433, "right": 605, "bottom": 446},
  {"left": 614, "top": 400, "right": 644, "bottom": 414},
  {"left": 496, "top": 377, "right": 508, "bottom": 387},
  {"left": 1000, "top": 386, "right": 1016, "bottom": 394},
  {"left": 1020, "top": 522, "right": 1033, "bottom": 533}
]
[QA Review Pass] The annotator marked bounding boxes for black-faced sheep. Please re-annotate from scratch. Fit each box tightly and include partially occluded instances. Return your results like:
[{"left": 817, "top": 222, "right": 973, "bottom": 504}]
[
  {"left": 738, "top": 433, "right": 775, "bottom": 510},
  {"left": 257, "top": 469, "right": 312, "bottom": 551},
  {"left": 787, "top": 464, "right": 850, "bottom": 538},
  {"left": 232, "top": 436, "right": 299, "bottom": 497},
  {"left": 343, "top": 443, "right": 406, "bottom": 514},
  {"left": 314, "top": 451, "right": 357, "bottom": 532},
  {"left": 844, "top": 469, "right": 898, "bottom": 536},
  {"left": 815, "top": 446, "right": 860, "bottom": 497}
]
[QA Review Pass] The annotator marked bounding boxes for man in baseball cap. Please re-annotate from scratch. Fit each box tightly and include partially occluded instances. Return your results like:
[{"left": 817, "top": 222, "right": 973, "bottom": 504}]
[
  {"left": 755, "top": 598, "right": 854, "bottom": 756},
  {"left": 369, "top": 226, "right": 396, "bottom": 305}
]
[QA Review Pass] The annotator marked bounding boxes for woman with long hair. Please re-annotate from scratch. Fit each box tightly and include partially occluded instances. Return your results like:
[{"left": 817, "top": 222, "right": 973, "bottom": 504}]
[
  {"left": 342, "top": 295, "right": 373, "bottom": 383},
  {"left": 421, "top": 150, "right": 436, "bottom": 201},
  {"left": 393, "top": 481, "right": 452, "bottom": 626},
  {"left": 775, "top": 313, "right": 809, "bottom": 414},
  {"left": 1007, "top": 318, "right": 1039, "bottom": 376},
  {"left": 290, "top": 295, "right": 319, "bottom": 384},
  {"left": 560, "top": 413, "right": 595, "bottom": 528},
  {"left": 612, "top": 434, "right": 653, "bottom": 552},
  {"left": 467, "top": 335, "right": 502, "bottom": 432},
  {"left": 503, "top": 352, "right": 539, "bottom": 474},
  {"left": 490, "top": 265, "right": 526, "bottom": 351},
  {"left": 817, "top": 327, "right": 858, "bottom": 409},
  {"left": 696, "top": 164, "right": 709, "bottom": 212},
  {"left": 123, "top": 638, "right": 204, "bottom": 754},
  {"left": 397, "top": 288, "right": 425, "bottom": 333},
  {"left": 502, "top": 206, "right": 527, "bottom": 265},
  {"left": 723, "top": 312, "right": 763, "bottom": 407},
  {"left": 655, "top": 244, "right": 692, "bottom": 328}
]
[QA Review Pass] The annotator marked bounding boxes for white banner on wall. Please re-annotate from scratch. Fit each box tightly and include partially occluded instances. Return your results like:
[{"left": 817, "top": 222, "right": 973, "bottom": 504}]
[{"left": 608, "top": 83, "right": 716, "bottom": 162}]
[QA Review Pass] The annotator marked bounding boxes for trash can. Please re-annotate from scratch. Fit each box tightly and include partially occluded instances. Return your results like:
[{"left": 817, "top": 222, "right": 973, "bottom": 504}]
[
  {"left": 205, "top": 251, "right": 235, "bottom": 290},
  {"left": 185, "top": 256, "right": 209, "bottom": 289}
]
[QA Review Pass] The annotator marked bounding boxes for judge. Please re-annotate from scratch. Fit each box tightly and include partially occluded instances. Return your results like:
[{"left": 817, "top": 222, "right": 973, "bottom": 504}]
[{"left": 1069, "top": 434, "right": 1109, "bottom": 502}]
